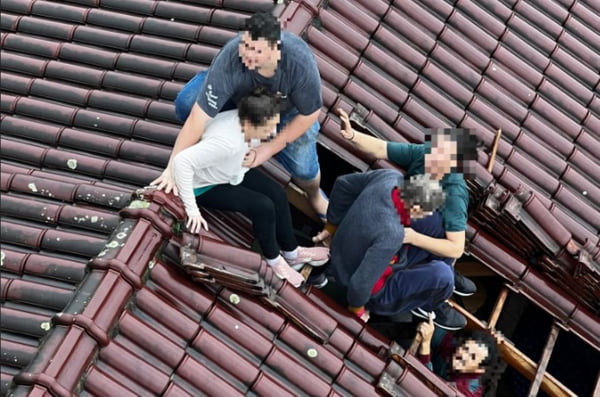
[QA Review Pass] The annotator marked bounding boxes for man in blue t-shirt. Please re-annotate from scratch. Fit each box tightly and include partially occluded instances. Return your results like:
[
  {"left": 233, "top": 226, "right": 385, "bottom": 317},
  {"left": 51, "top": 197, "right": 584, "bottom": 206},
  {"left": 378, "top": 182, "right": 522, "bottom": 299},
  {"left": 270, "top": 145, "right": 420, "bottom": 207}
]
[
  {"left": 314, "top": 108, "right": 480, "bottom": 330},
  {"left": 151, "top": 12, "right": 328, "bottom": 219}
]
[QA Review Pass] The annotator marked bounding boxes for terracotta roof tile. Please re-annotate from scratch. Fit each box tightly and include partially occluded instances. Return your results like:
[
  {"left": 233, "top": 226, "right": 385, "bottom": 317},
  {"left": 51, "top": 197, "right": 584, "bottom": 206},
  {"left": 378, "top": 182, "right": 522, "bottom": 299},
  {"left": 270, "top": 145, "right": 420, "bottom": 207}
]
[
  {"left": 0, "top": 306, "right": 51, "bottom": 339},
  {"left": 429, "top": 43, "right": 481, "bottom": 88},
  {"left": 551, "top": 45, "right": 599, "bottom": 87},
  {"left": 59, "top": 42, "right": 119, "bottom": 69},
  {"left": 32, "top": 2, "right": 89, "bottom": 24},
  {"left": 326, "top": 0, "right": 378, "bottom": 33}
]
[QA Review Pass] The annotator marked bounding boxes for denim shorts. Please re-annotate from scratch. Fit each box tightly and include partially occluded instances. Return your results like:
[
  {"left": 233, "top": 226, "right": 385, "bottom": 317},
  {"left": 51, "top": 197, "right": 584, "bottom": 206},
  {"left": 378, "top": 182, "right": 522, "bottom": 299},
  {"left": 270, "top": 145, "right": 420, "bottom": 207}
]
[{"left": 174, "top": 71, "right": 321, "bottom": 181}]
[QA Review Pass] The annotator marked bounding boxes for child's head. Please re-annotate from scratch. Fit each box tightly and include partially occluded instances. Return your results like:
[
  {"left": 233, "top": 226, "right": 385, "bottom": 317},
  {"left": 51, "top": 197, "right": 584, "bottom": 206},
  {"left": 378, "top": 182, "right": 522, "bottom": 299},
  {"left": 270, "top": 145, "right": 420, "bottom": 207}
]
[
  {"left": 400, "top": 174, "right": 446, "bottom": 219},
  {"left": 451, "top": 331, "right": 499, "bottom": 375},
  {"left": 239, "top": 12, "right": 281, "bottom": 71},
  {"left": 238, "top": 86, "right": 280, "bottom": 142}
]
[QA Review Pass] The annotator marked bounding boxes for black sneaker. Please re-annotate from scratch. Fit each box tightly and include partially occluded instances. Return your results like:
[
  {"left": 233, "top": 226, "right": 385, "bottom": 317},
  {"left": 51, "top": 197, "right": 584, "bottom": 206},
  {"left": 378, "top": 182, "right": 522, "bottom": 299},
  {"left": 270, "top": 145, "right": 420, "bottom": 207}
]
[
  {"left": 410, "top": 307, "right": 436, "bottom": 321},
  {"left": 306, "top": 272, "right": 328, "bottom": 288},
  {"left": 453, "top": 271, "right": 476, "bottom": 296},
  {"left": 411, "top": 303, "right": 467, "bottom": 331}
]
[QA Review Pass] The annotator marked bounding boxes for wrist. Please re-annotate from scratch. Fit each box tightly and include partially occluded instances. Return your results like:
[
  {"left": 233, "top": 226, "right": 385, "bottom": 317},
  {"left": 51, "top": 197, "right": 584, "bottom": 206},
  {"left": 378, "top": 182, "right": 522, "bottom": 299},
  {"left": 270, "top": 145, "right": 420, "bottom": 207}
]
[{"left": 410, "top": 230, "right": 421, "bottom": 246}]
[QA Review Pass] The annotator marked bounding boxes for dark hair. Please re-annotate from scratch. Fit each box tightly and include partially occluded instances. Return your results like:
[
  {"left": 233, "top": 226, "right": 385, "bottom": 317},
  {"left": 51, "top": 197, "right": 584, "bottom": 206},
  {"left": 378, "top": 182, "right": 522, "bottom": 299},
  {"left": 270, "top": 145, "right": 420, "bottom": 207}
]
[
  {"left": 244, "top": 12, "right": 280, "bottom": 46},
  {"left": 425, "top": 128, "right": 481, "bottom": 175},
  {"left": 455, "top": 330, "right": 503, "bottom": 391},
  {"left": 401, "top": 174, "right": 446, "bottom": 212},
  {"left": 238, "top": 86, "right": 281, "bottom": 126},
  {"left": 461, "top": 331, "right": 499, "bottom": 370}
]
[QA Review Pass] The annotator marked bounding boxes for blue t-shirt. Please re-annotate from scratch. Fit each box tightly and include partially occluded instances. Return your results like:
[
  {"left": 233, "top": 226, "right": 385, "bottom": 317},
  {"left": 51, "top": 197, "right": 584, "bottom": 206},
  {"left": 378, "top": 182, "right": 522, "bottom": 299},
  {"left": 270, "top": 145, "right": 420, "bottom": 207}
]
[
  {"left": 196, "top": 31, "right": 322, "bottom": 117},
  {"left": 387, "top": 142, "right": 469, "bottom": 232}
]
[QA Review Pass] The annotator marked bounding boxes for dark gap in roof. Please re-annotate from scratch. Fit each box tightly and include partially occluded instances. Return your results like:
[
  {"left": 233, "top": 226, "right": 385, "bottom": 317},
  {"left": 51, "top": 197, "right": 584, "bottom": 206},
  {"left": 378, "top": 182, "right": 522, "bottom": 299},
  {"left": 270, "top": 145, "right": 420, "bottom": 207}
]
[{"left": 545, "top": 327, "right": 600, "bottom": 397}]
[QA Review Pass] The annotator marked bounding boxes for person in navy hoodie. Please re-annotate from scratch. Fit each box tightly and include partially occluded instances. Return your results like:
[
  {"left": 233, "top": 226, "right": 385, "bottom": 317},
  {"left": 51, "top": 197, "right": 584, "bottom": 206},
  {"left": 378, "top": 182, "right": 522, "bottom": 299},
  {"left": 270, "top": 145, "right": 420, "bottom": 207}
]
[{"left": 313, "top": 169, "right": 450, "bottom": 323}]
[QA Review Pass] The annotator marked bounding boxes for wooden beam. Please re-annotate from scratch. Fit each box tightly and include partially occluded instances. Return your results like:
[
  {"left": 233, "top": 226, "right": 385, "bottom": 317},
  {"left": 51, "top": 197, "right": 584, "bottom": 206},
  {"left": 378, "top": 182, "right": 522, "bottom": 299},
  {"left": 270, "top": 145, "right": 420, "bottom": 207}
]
[
  {"left": 528, "top": 323, "right": 560, "bottom": 397},
  {"left": 300, "top": 264, "right": 313, "bottom": 280},
  {"left": 487, "top": 128, "right": 502, "bottom": 173},
  {"left": 447, "top": 300, "right": 576, "bottom": 397},
  {"left": 488, "top": 287, "right": 509, "bottom": 329}
]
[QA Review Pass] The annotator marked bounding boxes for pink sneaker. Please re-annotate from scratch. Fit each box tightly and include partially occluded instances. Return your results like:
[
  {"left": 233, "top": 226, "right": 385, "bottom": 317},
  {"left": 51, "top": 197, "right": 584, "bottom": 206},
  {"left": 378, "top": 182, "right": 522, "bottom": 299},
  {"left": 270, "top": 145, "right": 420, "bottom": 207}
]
[
  {"left": 286, "top": 246, "right": 330, "bottom": 271},
  {"left": 269, "top": 257, "right": 305, "bottom": 288}
]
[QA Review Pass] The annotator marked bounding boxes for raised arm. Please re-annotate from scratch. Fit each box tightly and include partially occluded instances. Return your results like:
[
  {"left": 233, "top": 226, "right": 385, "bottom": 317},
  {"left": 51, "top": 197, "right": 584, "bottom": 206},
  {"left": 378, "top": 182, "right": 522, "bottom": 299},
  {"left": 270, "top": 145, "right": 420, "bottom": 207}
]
[{"left": 338, "top": 108, "right": 388, "bottom": 160}]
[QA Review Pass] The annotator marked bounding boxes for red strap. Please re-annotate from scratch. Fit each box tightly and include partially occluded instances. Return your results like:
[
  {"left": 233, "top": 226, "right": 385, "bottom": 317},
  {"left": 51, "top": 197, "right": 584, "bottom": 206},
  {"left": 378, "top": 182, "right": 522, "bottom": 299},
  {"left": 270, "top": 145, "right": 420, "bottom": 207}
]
[
  {"left": 391, "top": 187, "right": 411, "bottom": 226},
  {"left": 371, "top": 189, "right": 411, "bottom": 296},
  {"left": 371, "top": 265, "right": 393, "bottom": 294}
]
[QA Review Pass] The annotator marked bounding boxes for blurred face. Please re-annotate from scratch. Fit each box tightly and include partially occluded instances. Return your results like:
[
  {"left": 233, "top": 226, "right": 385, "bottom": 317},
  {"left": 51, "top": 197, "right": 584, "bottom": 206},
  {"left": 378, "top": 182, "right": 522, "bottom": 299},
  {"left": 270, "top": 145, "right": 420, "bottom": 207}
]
[
  {"left": 409, "top": 204, "right": 433, "bottom": 220},
  {"left": 424, "top": 135, "right": 458, "bottom": 179},
  {"left": 452, "top": 339, "right": 489, "bottom": 374},
  {"left": 242, "top": 115, "right": 280, "bottom": 143},
  {"left": 239, "top": 32, "right": 279, "bottom": 71}
]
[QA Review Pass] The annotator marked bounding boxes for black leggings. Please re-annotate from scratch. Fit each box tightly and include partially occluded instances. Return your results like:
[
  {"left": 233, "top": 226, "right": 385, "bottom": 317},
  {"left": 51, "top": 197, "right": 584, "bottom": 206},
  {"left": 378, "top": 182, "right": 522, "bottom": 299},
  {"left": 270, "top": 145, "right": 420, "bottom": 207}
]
[{"left": 195, "top": 169, "right": 298, "bottom": 259}]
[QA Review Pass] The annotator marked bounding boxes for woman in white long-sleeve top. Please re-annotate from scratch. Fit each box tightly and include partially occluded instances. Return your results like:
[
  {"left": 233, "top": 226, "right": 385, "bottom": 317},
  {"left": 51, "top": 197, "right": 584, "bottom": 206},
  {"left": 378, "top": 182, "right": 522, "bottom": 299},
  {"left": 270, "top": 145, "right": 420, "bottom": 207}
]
[{"left": 172, "top": 87, "right": 329, "bottom": 287}]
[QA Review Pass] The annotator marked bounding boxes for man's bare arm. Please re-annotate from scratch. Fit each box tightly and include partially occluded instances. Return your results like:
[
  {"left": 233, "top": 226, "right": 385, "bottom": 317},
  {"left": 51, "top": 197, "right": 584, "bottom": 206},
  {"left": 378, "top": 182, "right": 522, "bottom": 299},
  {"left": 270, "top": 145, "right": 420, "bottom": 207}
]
[
  {"left": 169, "top": 103, "right": 212, "bottom": 164},
  {"left": 404, "top": 230, "right": 466, "bottom": 259},
  {"left": 242, "top": 109, "right": 320, "bottom": 167},
  {"left": 272, "top": 109, "right": 320, "bottom": 152},
  {"left": 151, "top": 103, "right": 212, "bottom": 194}
]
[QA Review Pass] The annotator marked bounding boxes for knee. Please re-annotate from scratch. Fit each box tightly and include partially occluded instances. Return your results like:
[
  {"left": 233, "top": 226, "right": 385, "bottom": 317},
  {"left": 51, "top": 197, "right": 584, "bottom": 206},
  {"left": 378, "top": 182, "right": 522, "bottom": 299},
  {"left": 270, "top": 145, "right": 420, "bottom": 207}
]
[{"left": 430, "top": 260, "right": 454, "bottom": 289}]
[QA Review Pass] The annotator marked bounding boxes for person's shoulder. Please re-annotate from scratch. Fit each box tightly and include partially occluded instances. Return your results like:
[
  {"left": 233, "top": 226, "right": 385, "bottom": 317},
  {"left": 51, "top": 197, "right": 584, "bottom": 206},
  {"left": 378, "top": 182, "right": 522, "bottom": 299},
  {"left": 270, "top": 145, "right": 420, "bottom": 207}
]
[
  {"left": 388, "top": 142, "right": 426, "bottom": 156},
  {"left": 281, "top": 31, "right": 310, "bottom": 49},
  {"left": 363, "top": 168, "right": 401, "bottom": 179},
  {"left": 372, "top": 169, "right": 405, "bottom": 186},
  {"left": 205, "top": 110, "right": 241, "bottom": 135},
  {"left": 442, "top": 173, "right": 468, "bottom": 192},
  {"left": 281, "top": 31, "right": 315, "bottom": 63}
]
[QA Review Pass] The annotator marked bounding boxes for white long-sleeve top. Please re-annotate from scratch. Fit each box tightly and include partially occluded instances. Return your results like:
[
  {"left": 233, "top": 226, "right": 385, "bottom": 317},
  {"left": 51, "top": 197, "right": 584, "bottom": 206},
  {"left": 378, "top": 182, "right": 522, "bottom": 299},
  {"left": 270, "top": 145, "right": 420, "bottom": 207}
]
[{"left": 172, "top": 110, "right": 249, "bottom": 217}]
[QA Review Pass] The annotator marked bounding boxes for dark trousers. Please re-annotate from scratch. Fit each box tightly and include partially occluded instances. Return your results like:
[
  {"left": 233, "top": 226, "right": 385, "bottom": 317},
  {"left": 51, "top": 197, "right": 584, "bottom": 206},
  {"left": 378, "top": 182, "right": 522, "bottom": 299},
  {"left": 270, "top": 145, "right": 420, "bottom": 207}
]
[
  {"left": 369, "top": 211, "right": 455, "bottom": 315},
  {"left": 367, "top": 260, "right": 454, "bottom": 315},
  {"left": 195, "top": 169, "right": 297, "bottom": 259}
]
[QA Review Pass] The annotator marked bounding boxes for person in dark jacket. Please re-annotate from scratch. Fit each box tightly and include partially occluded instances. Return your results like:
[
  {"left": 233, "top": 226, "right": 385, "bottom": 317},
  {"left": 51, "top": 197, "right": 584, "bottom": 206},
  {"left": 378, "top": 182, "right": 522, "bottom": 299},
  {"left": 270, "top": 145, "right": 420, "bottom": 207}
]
[{"left": 314, "top": 169, "right": 449, "bottom": 322}]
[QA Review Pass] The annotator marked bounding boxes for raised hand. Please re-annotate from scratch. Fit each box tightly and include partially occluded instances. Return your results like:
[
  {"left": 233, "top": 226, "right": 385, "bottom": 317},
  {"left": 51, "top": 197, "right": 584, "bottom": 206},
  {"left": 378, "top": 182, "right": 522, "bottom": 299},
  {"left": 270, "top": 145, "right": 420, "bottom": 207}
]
[
  {"left": 336, "top": 108, "right": 355, "bottom": 141},
  {"left": 242, "top": 145, "right": 272, "bottom": 168},
  {"left": 416, "top": 315, "right": 435, "bottom": 342}
]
